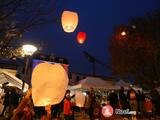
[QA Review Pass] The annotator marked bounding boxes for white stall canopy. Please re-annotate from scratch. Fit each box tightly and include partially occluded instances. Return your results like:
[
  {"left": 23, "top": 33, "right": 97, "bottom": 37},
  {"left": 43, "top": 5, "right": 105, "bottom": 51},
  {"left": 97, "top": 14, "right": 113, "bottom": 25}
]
[
  {"left": 68, "top": 77, "right": 117, "bottom": 91},
  {"left": 68, "top": 77, "right": 142, "bottom": 91},
  {"left": 0, "top": 70, "right": 29, "bottom": 92}
]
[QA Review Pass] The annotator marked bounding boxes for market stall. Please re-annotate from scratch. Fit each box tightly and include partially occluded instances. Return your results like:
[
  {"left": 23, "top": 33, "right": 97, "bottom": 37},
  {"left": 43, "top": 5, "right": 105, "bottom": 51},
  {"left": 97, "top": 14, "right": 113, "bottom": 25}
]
[{"left": 0, "top": 70, "right": 29, "bottom": 92}]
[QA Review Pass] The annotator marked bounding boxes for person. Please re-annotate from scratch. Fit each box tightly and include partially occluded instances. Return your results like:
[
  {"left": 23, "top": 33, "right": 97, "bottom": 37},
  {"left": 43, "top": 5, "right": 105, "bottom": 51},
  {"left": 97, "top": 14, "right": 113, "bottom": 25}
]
[
  {"left": 1, "top": 89, "right": 10, "bottom": 117},
  {"left": 93, "top": 95, "right": 101, "bottom": 120},
  {"left": 127, "top": 87, "right": 138, "bottom": 111},
  {"left": 11, "top": 88, "right": 34, "bottom": 120},
  {"left": 40, "top": 105, "right": 51, "bottom": 120},
  {"left": 63, "top": 94, "right": 74, "bottom": 120},
  {"left": 88, "top": 88, "right": 95, "bottom": 120},
  {"left": 150, "top": 87, "right": 160, "bottom": 116},
  {"left": 101, "top": 95, "right": 108, "bottom": 107},
  {"left": 9, "top": 88, "right": 21, "bottom": 118},
  {"left": 51, "top": 104, "right": 59, "bottom": 119},
  {"left": 108, "top": 90, "right": 118, "bottom": 110},
  {"left": 118, "top": 87, "right": 128, "bottom": 109},
  {"left": 137, "top": 90, "right": 145, "bottom": 118},
  {"left": 144, "top": 97, "right": 153, "bottom": 119}
]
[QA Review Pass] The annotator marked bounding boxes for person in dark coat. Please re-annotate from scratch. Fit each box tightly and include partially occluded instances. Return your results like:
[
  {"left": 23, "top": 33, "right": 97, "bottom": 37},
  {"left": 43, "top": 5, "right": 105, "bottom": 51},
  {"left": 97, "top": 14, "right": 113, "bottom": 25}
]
[
  {"left": 1, "top": 90, "right": 10, "bottom": 117},
  {"left": 108, "top": 90, "right": 118, "bottom": 110},
  {"left": 150, "top": 88, "right": 160, "bottom": 116},
  {"left": 88, "top": 88, "right": 95, "bottom": 120},
  {"left": 119, "top": 87, "right": 128, "bottom": 109},
  {"left": 137, "top": 90, "right": 145, "bottom": 118}
]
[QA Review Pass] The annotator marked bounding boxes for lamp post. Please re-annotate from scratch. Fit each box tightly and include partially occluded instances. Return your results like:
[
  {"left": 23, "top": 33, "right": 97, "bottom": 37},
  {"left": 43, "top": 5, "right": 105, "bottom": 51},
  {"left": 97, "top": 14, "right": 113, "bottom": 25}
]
[{"left": 22, "top": 44, "right": 37, "bottom": 91}]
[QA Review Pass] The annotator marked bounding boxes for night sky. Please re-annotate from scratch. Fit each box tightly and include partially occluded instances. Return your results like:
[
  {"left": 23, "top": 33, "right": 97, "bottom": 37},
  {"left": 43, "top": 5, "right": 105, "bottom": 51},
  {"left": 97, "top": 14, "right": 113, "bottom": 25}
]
[{"left": 23, "top": 0, "right": 160, "bottom": 76}]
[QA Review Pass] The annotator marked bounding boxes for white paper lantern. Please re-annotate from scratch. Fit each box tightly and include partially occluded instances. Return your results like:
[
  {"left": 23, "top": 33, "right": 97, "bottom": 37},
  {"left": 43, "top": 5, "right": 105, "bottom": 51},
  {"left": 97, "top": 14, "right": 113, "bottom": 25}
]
[
  {"left": 75, "top": 92, "right": 85, "bottom": 107},
  {"left": 31, "top": 63, "right": 69, "bottom": 106},
  {"left": 61, "top": 11, "right": 78, "bottom": 33}
]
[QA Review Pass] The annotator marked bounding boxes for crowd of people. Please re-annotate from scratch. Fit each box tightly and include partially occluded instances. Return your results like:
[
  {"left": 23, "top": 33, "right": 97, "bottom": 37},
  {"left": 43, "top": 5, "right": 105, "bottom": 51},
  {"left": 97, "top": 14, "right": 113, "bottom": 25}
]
[
  {"left": 0, "top": 83, "right": 160, "bottom": 120},
  {"left": 83, "top": 86, "right": 160, "bottom": 120}
]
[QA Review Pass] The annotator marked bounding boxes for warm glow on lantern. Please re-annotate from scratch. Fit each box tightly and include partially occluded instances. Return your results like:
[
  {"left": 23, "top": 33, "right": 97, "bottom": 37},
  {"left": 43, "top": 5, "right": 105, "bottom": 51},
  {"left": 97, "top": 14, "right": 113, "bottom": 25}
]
[
  {"left": 61, "top": 11, "right": 78, "bottom": 33},
  {"left": 75, "top": 92, "right": 85, "bottom": 107},
  {"left": 101, "top": 105, "right": 114, "bottom": 117},
  {"left": 31, "top": 63, "right": 69, "bottom": 106},
  {"left": 77, "top": 32, "right": 87, "bottom": 44}
]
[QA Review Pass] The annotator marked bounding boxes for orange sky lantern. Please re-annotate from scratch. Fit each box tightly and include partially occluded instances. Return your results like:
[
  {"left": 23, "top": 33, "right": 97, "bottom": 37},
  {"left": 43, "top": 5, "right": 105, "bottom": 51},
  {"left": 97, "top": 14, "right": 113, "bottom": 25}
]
[
  {"left": 61, "top": 11, "right": 78, "bottom": 33},
  {"left": 31, "top": 63, "right": 69, "bottom": 106},
  {"left": 77, "top": 32, "right": 87, "bottom": 44}
]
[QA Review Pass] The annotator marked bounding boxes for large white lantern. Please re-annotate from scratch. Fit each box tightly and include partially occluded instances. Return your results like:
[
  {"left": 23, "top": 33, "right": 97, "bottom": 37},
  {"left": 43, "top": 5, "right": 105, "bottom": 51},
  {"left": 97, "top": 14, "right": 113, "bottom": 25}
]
[
  {"left": 31, "top": 63, "right": 69, "bottom": 106},
  {"left": 61, "top": 11, "right": 78, "bottom": 33},
  {"left": 75, "top": 92, "right": 85, "bottom": 107}
]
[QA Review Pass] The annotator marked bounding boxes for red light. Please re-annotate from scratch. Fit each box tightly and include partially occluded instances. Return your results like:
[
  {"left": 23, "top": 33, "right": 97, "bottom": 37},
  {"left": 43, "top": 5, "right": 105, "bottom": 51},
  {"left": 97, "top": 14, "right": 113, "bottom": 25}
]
[{"left": 77, "top": 32, "right": 87, "bottom": 44}]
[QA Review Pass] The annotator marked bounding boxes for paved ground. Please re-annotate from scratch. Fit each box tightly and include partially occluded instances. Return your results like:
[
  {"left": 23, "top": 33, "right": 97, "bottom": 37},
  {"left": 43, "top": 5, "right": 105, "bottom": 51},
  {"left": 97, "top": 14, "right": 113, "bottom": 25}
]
[{"left": 0, "top": 111, "right": 160, "bottom": 120}]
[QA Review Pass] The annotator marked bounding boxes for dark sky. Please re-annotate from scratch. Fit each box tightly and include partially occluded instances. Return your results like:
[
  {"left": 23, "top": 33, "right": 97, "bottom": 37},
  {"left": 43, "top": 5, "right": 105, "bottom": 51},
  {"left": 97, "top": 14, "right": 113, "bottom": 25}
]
[{"left": 23, "top": 0, "right": 160, "bottom": 76}]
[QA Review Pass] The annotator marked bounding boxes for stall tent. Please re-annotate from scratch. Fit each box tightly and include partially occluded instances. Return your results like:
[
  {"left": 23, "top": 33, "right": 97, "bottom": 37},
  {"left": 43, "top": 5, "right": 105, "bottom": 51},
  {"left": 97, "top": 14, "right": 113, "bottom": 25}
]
[
  {"left": 0, "top": 70, "right": 29, "bottom": 92},
  {"left": 69, "top": 77, "right": 142, "bottom": 91},
  {"left": 116, "top": 80, "right": 142, "bottom": 91},
  {"left": 68, "top": 77, "right": 119, "bottom": 91}
]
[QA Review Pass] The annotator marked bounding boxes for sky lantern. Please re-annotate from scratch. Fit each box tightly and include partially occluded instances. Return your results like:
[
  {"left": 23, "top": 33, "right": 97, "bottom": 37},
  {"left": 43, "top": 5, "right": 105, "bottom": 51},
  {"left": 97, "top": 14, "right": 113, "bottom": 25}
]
[
  {"left": 75, "top": 92, "right": 85, "bottom": 107},
  {"left": 77, "top": 32, "right": 87, "bottom": 44},
  {"left": 61, "top": 11, "right": 78, "bottom": 33},
  {"left": 31, "top": 62, "right": 68, "bottom": 106},
  {"left": 101, "top": 105, "right": 114, "bottom": 118}
]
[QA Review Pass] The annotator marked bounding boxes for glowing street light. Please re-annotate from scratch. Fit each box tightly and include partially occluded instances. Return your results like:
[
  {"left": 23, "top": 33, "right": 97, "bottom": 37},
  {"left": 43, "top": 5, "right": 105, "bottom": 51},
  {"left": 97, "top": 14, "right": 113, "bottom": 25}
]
[
  {"left": 22, "top": 44, "right": 37, "bottom": 56},
  {"left": 22, "top": 44, "right": 37, "bottom": 90},
  {"left": 121, "top": 31, "right": 126, "bottom": 36}
]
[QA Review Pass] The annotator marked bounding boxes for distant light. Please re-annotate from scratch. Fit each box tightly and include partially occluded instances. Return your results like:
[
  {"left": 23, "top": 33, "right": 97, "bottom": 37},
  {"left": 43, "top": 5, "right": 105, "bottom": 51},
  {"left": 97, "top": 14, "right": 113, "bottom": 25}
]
[
  {"left": 75, "top": 92, "right": 85, "bottom": 107},
  {"left": 77, "top": 32, "right": 87, "bottom": 44},
  {"left": 83, "top": 92, "right": 87, "bottom": 96},
  {"left": 101, "top": 105, "right": 114, "bottom": 118},
  {"left": 22, "top": 44, "right": 37, "bottom": 56},
  {"left": 132, "top": 25, "right": 136, "bottom": 29},
  {"left": 121, "top": 31, "right": 126, "bottom": 36}
]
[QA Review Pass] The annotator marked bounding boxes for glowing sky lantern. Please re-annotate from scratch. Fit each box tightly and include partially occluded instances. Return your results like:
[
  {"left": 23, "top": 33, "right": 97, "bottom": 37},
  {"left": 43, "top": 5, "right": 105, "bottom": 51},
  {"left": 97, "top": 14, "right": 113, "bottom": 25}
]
[
  {"left": 31, "top": 62, "right": 69, "bottom": 106},
  {"left": 77, "top": 32, "right": 87, "bottom": 44},
  {"left": 101, "top": 105, "right": 114, "bottom": 118},
  {"left": 75, "top": 92, "right": 85, "bottom": 107},
  {"left": 61, "top": 11, "right": 78, "bottom": 33}
]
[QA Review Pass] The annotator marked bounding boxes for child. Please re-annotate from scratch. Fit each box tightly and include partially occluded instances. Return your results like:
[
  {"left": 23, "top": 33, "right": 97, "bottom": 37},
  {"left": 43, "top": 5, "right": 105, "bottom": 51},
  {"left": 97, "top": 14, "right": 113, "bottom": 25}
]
[{"left": 144, "top": 97, "right": 153, "bottom": 119}]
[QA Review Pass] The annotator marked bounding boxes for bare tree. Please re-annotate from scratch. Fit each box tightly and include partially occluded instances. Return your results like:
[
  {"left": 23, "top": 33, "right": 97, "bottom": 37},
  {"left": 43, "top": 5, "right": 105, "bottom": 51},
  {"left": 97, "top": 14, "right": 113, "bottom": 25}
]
[
  {"left": 109, "top": 10, "right": 160, "bottom": 88},
  {"left": 0, "top": 0, "right": 63, "bottom": 58}
]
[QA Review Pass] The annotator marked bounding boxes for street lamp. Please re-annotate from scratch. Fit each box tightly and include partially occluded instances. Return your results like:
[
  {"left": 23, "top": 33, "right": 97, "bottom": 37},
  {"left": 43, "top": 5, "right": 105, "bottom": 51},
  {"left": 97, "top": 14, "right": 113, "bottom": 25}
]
[
  {"left": 22, "top": 44, "right": 37, "bottom": 90},
  {"left": 22, "top": 44, "right": 37, "bottom": 56},
  {"left": 121, "top": 31, "right": 126, "bottom": 36}
]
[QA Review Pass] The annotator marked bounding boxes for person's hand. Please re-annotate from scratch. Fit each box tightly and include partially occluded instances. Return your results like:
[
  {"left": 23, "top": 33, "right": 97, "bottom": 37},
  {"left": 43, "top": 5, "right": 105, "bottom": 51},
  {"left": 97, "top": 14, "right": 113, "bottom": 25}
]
[
  {"left": 45, "top": 104, "right": 51, "bottom": 114},
  {"left": 25, "top": 88, "right": 32, "bottom": 99},
  {"left": 71, "top": 94, "right": 75, "bottom": 98}
]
